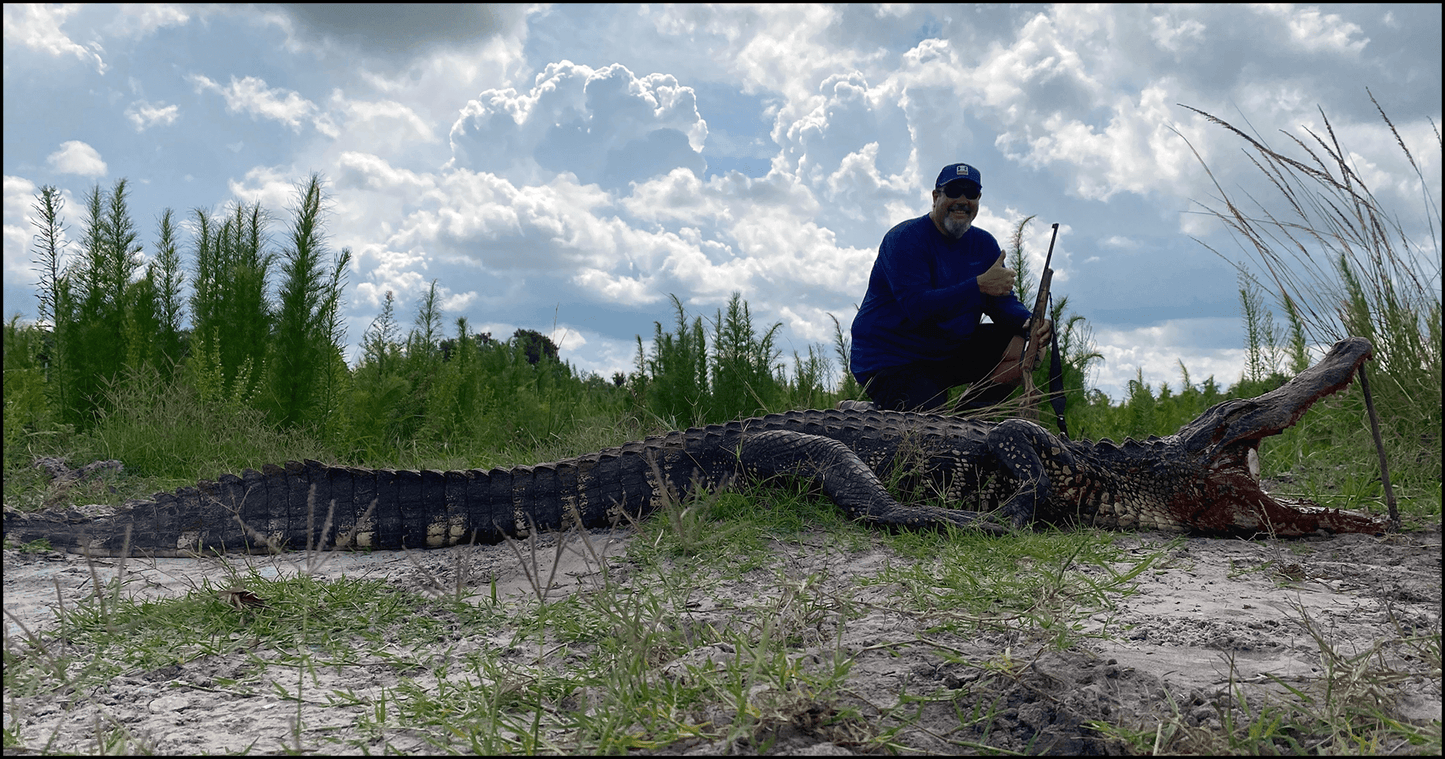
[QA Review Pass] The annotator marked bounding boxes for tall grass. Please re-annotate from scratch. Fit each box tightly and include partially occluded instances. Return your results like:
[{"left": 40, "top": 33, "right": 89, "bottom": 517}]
[
  {"left": 631, "top": 292, "right": 841, "bottom": 427},
  {"left": 1180, "top": 95, "right": 1442, "bottom": 515}
]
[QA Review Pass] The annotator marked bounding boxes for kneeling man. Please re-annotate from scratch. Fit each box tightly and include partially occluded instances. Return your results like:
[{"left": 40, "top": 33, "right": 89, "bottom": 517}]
[{"left": 850, "top": 162, "right": 1052, "bottom": 412}]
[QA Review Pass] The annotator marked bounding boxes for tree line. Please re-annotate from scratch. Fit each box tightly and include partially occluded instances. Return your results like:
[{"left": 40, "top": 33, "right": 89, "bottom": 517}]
[{"left": 10, "top": 175, "right": 618, "bottom": 473}]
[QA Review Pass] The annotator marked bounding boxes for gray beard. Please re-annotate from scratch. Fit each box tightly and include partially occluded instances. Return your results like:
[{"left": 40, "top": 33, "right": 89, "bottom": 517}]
[{"left": 942, "top": 216, "right": 971, "bottom": 238}]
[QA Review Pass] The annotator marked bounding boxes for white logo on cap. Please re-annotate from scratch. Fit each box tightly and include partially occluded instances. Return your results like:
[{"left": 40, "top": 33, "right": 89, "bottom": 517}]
[{"left": 957, "top": 164, "right": 970, "bottom": 175}]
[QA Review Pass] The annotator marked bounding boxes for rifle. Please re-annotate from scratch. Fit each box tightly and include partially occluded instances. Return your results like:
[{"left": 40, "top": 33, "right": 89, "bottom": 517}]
[{"left": 1018, "top": 223, "right": 1068, "bottom": 436}]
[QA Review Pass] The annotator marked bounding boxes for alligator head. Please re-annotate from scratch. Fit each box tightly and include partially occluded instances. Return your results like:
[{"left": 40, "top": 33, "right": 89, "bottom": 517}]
[{"left": 1159, "top": 336, "right": 1388, "bottom": 535}]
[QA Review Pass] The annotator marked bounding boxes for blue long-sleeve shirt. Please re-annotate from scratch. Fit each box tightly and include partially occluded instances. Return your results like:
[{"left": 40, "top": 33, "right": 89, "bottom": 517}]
[{"left": 850, "top": 215, "right": 1033, "bottom": 376}]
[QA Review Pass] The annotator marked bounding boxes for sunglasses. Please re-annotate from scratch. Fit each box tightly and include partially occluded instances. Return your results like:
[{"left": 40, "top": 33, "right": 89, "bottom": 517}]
[{"left": 941, "top": 180, "right": 981, "bottom": 200}]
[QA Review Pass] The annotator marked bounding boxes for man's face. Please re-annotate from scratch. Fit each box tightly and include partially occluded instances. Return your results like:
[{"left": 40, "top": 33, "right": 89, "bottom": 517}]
[{"left": 930, "top": 183, "right": 980, "bottom": 238}]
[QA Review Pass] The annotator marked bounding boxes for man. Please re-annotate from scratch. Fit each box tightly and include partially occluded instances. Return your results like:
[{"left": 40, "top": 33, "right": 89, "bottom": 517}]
[{"left": 850, "top": 162, "right": 1052, "bottom": 412}]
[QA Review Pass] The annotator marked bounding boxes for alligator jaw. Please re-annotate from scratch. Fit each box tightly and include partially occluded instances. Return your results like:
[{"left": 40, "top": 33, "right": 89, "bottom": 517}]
[
  {"left": 1178, "top": 336, "right": 1373, "bottom": 460},
  {"left": 1192, "top": 459, "right": 1389, "bottom": 536},
  {"left": 1177, "top": 336, "right": 1387, "bottom": 536}
]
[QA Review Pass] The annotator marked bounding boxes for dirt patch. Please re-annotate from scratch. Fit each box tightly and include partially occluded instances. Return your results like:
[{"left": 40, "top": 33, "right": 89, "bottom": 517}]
[{"left": 4, "top": 525, "right": 1440, "bottom": 754}]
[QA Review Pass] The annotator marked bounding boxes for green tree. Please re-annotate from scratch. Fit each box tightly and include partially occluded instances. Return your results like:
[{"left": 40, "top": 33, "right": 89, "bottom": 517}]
[
  {"left": 188, "top": 202, "right": 273, "bottom": 409},
  {"left": 710, "top": 292, "right": 781, "bottom": 422},
  {"left": 1009, "top": 214, "right": 1038, "bottom": 305},
  {"left": 29, "top": 185, "right": 72, "bottom": 415},
  {"left": 347, "top": 290, "right": 410, "bottom": 460},
  {"left": 511, "top": 328, "right": 559, "bottom": 366},
  {"left": 267, "top": 174, "right": 339, "bottom": 428},
  {"left": 65, "top": 179, "right": 144, "bottom": 424},
  {"left": 1238, "top": 272, "right": 1282, "bottom": 385},
  {"left": 638, "top": 294, "right": 711, "bottom": 426},
  {"left": 400, "top": 280, "right": 447, "bottom": 438},
  {"left": 152, "top": 208, "right": 187, "bottom": 373},
  {"left": 3, "top": 317, "right": 54, "bottom": 473},
  {"left": 314, "top": 246, "right": 353, "bottom": 445},
  {"left": 830, "top": 312, "right": 862, "bottom": 400},
  {"left": 122, "top": 266, "right": 163, "bottom": 372}
]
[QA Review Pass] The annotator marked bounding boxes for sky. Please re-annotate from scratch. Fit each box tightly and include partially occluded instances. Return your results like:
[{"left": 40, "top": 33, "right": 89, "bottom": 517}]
[{"left": 4, "top": 3, "right": 1441, "bottom": 401}]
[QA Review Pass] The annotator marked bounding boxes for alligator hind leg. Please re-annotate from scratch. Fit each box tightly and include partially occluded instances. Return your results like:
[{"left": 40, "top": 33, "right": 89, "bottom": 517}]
[
  {"left": 739, "top": 429, "right": 1008, "bottom": 535},
  {"left": 984, "top": 419, "right": 1055, "bottom": 529}
]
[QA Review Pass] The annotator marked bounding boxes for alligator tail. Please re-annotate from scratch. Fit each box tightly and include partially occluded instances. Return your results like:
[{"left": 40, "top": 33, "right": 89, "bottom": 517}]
[{"left": 4, "top": 449, "right": 681, "bottom": 557}]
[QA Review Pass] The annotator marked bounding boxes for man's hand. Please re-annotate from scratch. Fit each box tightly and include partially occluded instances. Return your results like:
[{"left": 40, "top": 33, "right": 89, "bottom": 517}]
[
  {"left": 1032, "top": 317, "right": 1053, "bottom": 347},
  {"left": 1023, "top": 318, "right": 1054, "bottom": 371},
  {"left": 977, "top": 253, "right": 1016, "bottom": 297}
]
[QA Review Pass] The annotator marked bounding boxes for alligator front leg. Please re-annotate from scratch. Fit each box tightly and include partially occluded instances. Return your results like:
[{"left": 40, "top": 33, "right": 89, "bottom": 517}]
[
  {"left": 984, "top": 419, "right": 1060, "bottom": 529},
  {"left": 739, "top": 430, "right": 1008, "bottom": 534}
]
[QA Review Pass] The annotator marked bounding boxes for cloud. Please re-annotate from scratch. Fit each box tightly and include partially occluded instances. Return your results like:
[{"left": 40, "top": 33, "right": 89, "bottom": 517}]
[
  {"left": 642, "top": 5, "right": 864, "bottom": 106},
  {"left": 950, "top": 9, "right": 1218, "bottom": 202},
  {"left": 2, "top": 4, "right": 106, "bottom": 74},
  {"left": 46, "top": 141, "right": 108, "bottom": 177},
  {"left": 124, "top": 100, "right": 179, "bottom": 131},
  {"left": 450, "top": 61, "right": 709, "bottom": 191},
  {"left": 1150, "top": 14, "right": 1205, "bottom": 54},
  {"left": 1001, "top": 83, "right": 1198, "bottom": 200},
  {"left": 776, "top": 72, "right": 913, "bottom": 189},
  {"left": 1090, "top": 318, "right": 1249, "bottom": 401},
  {"left": 330, "top": 93, "right": 436, "bottom": 143},
  {"left": 187, "top": 73, "right": 337, "bottom": 137},
  {"left": 4, "top": 175, "right": 43, "bottom": 286},
  {"left": 225, "top": 164, "right": 306, "bottom": 214},
  {"left": 277, "top": 4, "right": 528, "bottom": 67},
  {"left": 1253, "top": 5, "right": 1369, "bottom": 55},
  {"left": 336, "top": 151, "right": 436, "bottom": 194},
  {"left": 107, "top": 4, "right": 189, "bottom": 39},
  {"left": 328, "top": 135, "right": 881, "bottom": 339}
]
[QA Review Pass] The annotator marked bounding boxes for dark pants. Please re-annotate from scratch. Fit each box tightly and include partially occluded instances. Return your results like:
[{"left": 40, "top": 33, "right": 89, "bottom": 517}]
[{"left": 854, "top": 324, "right": 1018, "bottom": 412}]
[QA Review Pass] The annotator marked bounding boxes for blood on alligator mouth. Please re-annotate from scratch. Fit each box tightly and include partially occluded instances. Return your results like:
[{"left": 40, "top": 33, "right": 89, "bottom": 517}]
[{"left": 1215, "top": 441, "right": 1299, "bottom": 504}]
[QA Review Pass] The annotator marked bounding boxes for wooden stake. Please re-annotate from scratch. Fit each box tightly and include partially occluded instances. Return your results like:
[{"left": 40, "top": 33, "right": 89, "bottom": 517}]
[{"left": 1357, "top": 364, "right": 1399, "bottom": 531}]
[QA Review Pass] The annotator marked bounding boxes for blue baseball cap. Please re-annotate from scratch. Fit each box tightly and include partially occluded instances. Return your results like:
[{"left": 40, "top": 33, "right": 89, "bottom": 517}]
[{"left": 935, "top": 162, "right": 982, "bottom": 190}]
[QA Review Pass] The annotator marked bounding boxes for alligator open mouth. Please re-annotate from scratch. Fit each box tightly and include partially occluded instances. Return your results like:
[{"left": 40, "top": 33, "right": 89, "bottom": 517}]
[{"left": 1176, "top": 336, "right": 1388, "bottom": 536}]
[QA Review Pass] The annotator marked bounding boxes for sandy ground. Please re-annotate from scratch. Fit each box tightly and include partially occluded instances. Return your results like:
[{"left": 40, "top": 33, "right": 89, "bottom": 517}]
[{"left": 3, "top": 523, "right": 1440, "bottom": 754}]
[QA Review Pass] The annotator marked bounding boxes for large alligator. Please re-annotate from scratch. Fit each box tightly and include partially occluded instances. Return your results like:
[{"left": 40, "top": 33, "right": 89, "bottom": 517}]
[{"left": 4, "top": 337, "right": 1388, "bottom": 557}]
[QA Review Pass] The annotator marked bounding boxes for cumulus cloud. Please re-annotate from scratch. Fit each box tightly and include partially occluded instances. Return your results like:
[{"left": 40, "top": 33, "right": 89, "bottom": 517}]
[
  {"left": 645, "top": 5, "right": 862, "bottom": 106},
  {"left": 4, "top": 175, "right": 44, "bottom": 286},
  {"left": 46, "top": 141, "right": 108, "bottom": 177},
  {"left": 1254, "top": 5, "right": 1369, "bottom": 55},
  {"left": 1001, "top": 83, "right": 1197, "bottom": 200},
  {"left": 2, "top": 4, "right": 106, "bottom": 74},
  {"left": 225, "top": 164, "right": 307, "bottom": 214},
  {"left": 776, "top": 72, "right": 913, "bottom": 187},
  {"left": 1150, "top": 14, "right": 1205, "bottom": 54},
  {"left": 450, "top": 61, "right": 708, "bottom": 191}
]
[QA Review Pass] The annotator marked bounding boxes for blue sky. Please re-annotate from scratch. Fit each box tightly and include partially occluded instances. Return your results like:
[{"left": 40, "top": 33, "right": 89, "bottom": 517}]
[{"left": 4, "top": 4, "right": 1440, "bottom": 400}]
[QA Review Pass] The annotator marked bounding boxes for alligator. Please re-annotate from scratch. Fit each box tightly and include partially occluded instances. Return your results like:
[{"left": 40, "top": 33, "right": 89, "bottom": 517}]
[{"left": 4, "top": 336, "right": 1388, "bottom": 557}]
